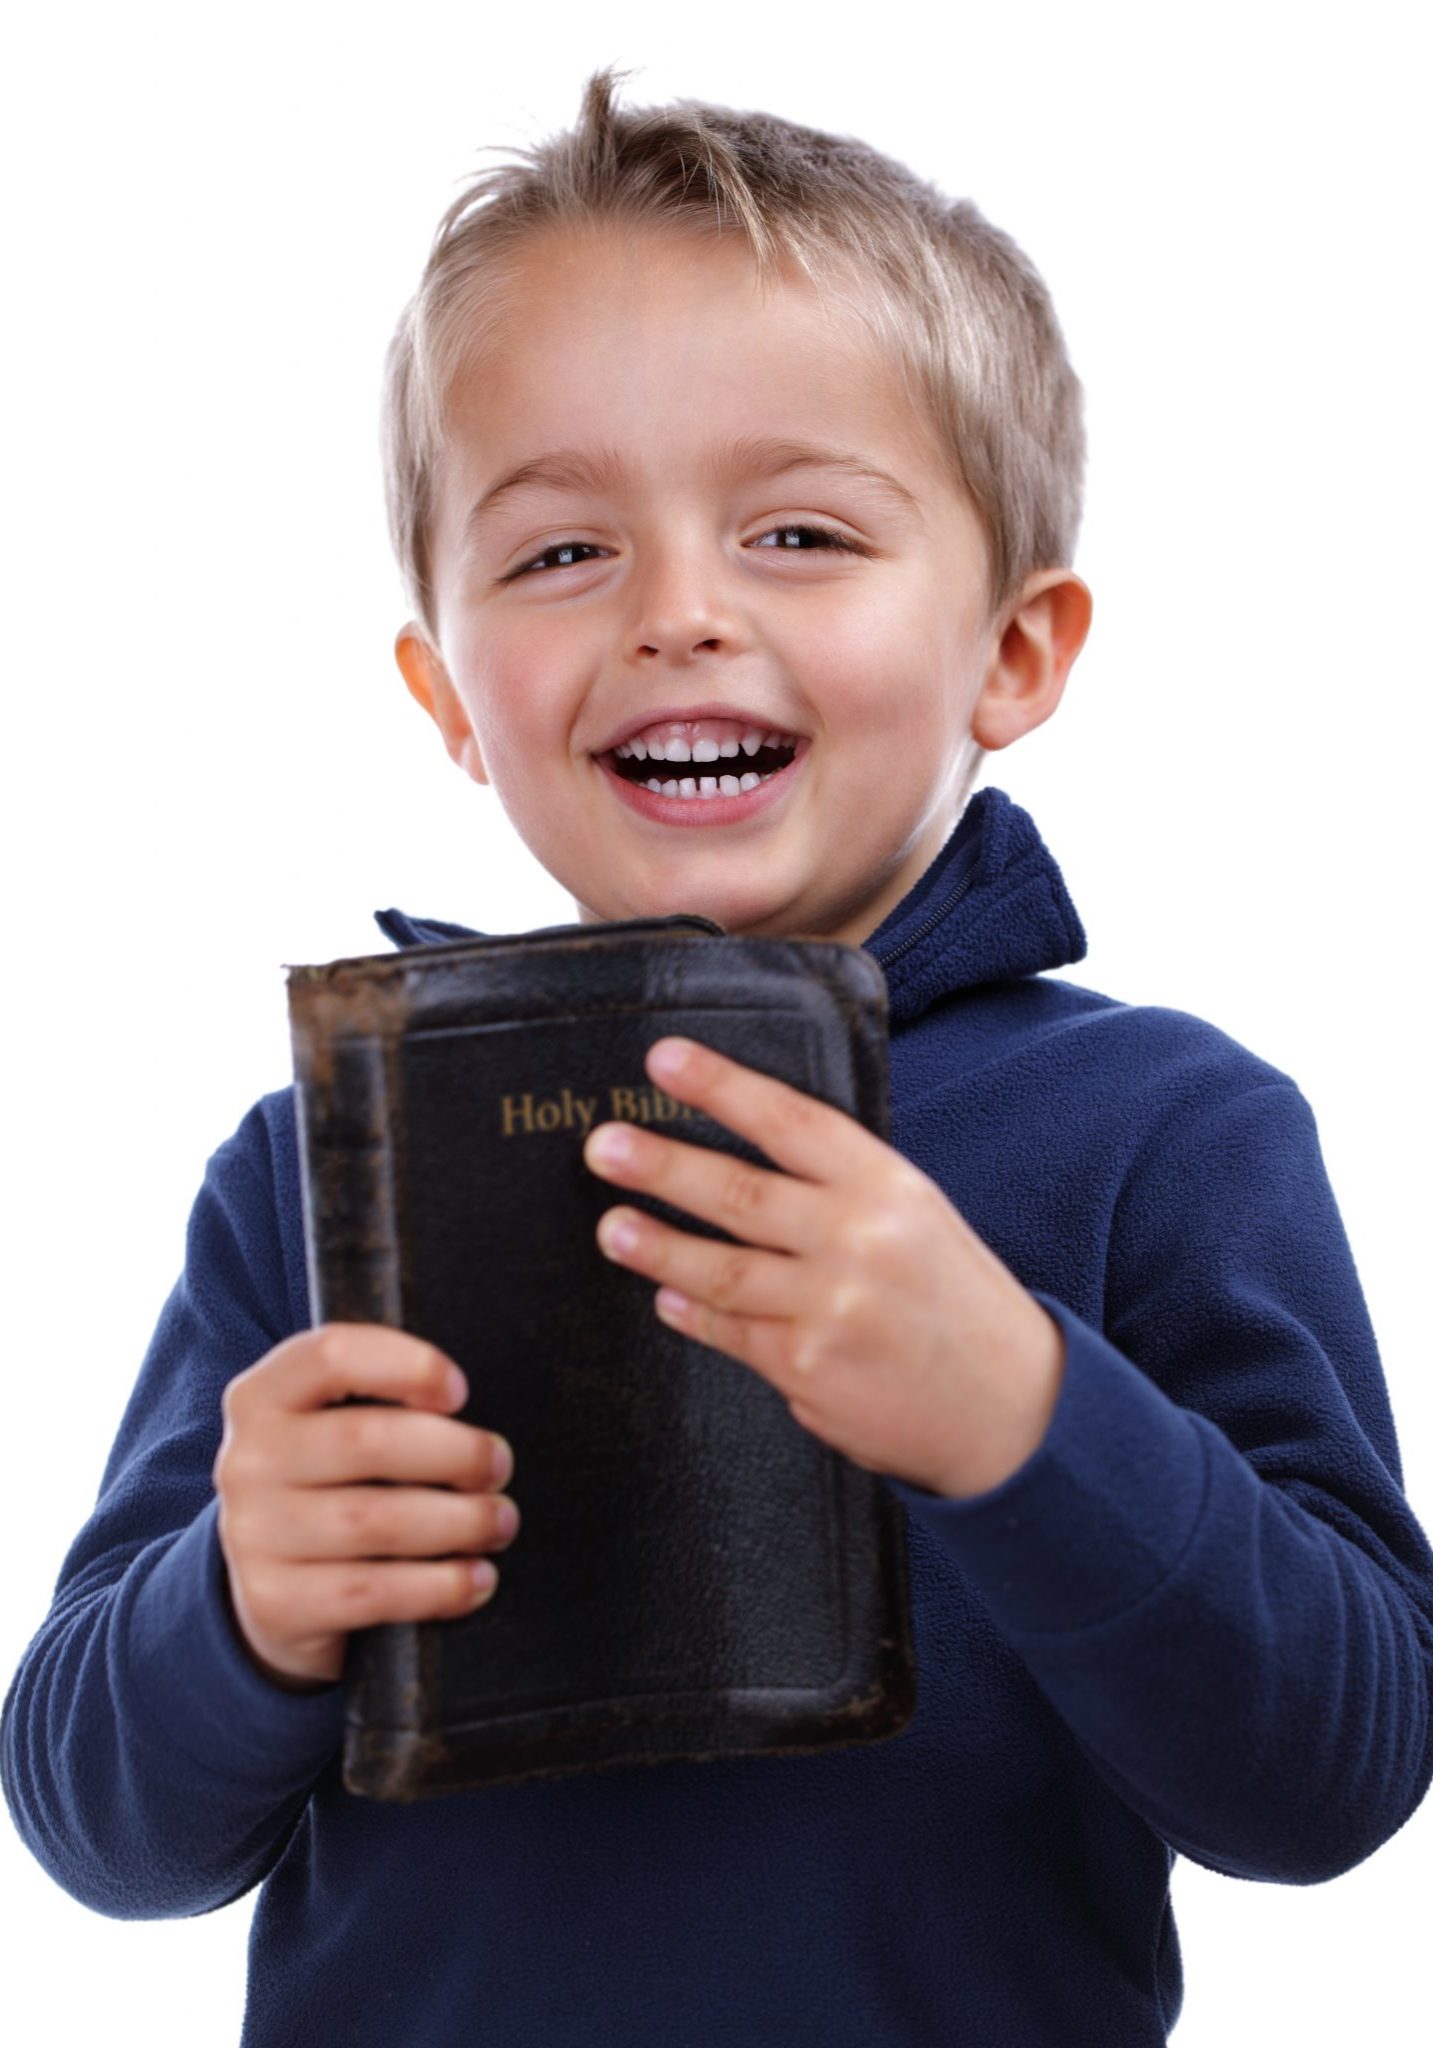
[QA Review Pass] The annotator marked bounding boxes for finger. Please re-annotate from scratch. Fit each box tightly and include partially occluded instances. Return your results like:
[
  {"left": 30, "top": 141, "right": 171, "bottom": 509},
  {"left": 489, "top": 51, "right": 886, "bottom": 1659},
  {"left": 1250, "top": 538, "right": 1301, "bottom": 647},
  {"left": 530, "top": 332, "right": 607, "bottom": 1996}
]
[
  {"left": 652, "top": 1285, "right": 802, "bottom": 1390},
  {"left": 595, "top": 1202, "right": 807, "bottom": 1318},
  {"left": 273, "top": 1482, "right": 520, "bottom": 1563},
  {"left": 586, "top": 1117, "right": 827, "bottom": 1255},
  {"left": 229, "top": 1324, "right": 467, "bottom": 1420},
  {"left": 643, "top": 1036, "right": 880, "bottom": 1184},
  {"left": 243, "top": 1555, "right": 501, "bottom": 1640},
  {"left": 289, "top": 1405, "right": 515, "bottom": 1492}
]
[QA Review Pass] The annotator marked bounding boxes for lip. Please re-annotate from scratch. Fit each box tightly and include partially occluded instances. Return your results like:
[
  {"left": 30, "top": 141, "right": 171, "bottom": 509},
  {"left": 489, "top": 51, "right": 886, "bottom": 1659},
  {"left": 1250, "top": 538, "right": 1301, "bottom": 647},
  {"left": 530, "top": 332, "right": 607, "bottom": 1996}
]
[
  {"left": 595, "top": 737, "right": 809, "bottom": 827},
  {"left": 592, "top": 701, "right": 802, "bottom": 755}
]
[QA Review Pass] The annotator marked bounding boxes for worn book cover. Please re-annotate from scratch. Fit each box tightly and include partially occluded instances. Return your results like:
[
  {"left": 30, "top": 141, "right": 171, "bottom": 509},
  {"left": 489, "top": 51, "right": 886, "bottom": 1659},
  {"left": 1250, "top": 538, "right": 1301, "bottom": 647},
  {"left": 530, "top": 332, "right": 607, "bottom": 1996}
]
[{"left": 285, "top": 913, "right": 916, "bottom": 1800}]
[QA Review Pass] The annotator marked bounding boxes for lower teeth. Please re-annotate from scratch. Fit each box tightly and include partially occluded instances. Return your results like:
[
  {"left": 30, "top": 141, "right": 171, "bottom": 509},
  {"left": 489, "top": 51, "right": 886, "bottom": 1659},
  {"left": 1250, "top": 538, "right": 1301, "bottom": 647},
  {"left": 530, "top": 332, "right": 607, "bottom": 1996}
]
[{"left": 644, "top": 771, "right": 774, "bottom": 799}]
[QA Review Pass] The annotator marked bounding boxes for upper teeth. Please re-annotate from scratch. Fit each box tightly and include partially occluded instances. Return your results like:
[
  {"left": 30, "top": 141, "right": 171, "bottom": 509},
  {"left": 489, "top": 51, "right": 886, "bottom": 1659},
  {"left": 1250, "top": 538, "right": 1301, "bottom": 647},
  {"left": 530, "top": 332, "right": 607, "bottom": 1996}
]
[{"left": 614, "top": 719, "right": 799, "bottom": 762}]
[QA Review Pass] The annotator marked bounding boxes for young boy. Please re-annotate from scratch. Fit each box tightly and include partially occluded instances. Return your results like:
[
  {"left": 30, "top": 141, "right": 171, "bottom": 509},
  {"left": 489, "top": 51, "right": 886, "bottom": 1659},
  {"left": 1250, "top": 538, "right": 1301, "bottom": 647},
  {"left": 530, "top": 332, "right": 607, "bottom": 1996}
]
[{"left": 5, "top": 63, "right": 1432, "bottom": 2048}]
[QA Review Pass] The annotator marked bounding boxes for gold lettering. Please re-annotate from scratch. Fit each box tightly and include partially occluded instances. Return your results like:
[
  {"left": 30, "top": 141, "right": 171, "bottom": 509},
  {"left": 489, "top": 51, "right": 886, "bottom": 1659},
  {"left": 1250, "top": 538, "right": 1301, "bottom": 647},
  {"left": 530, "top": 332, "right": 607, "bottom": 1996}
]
[
  {"left": 500, "top": 1093, "right": 536, "bottom": 1137},
  {"left": 558, "top": 1087, "right": 599, "bottom": 1132},
  {"left": 650, "top": 1089, "right": 691, "bottom": 1122},
  {"left": 503, "top": 1081, "right": 695, "bottom": 1136}
]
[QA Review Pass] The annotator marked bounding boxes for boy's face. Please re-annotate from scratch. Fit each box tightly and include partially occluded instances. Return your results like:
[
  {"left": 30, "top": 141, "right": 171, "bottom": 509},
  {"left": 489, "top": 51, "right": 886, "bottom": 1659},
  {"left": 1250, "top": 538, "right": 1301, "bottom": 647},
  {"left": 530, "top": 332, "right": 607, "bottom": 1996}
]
[{"left": 401, "top": 224, "right": 1065, "bottom": 944}]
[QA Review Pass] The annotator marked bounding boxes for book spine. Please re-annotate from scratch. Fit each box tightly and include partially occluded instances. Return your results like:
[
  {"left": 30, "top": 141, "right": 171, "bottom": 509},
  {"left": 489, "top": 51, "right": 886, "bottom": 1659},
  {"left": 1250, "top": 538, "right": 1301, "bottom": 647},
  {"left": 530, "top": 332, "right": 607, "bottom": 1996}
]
[
  {"left": 289, "top": 1015, "right": 423, "bottom": 1793},
  {"left": 292, "top": 1033, "right": 404, "bottom": 1328}
]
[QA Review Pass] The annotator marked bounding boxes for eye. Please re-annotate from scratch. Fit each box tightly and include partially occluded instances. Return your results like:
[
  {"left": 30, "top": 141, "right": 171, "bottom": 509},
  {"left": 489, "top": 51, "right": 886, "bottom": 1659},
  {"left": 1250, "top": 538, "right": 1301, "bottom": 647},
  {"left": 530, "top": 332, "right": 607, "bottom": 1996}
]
[
  {"left": 506, "top": 522, "right": 869, "bottom": 580},
  {"left": 507, "top": 541, "right": 610, "bottom": 578},
  {"left": 751, "top": 523, "right": 866, "bottom": 556}
]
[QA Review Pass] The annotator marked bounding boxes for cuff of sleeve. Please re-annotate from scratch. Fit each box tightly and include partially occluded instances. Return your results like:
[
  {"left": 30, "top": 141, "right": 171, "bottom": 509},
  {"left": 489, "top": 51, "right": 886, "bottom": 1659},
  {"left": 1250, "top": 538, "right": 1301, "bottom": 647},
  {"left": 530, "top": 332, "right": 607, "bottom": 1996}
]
[
  {"left": 124, "top": 1497, "right": 346, "bottom": 1785},
  {"left": 885, "top": 1291, "right": 1210, "bottom": 1638}
]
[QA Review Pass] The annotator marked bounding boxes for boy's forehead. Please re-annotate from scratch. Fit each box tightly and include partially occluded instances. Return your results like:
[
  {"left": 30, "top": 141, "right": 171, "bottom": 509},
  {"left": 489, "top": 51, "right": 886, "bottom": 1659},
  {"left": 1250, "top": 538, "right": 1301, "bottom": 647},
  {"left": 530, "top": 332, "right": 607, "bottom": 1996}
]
[
  {"left": 452, "top": 223, "right": 906, "bottom": 413},
  {"left": 438, "top": 228, "right": 964, "bottom": 525},
  {"left": 463, "top": 235, "right": 771, "bottom": 379},
  {"left": 499, "top": 216, "right": 782, "bottom": 300}
]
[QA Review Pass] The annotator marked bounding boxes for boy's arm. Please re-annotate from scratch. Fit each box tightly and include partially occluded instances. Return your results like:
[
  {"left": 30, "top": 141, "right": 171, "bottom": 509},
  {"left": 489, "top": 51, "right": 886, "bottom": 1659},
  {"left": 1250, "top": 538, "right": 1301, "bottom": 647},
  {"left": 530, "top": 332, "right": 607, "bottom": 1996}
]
[
  {"left": 889, "top": 1071, "right": 1433, "bottom": 1884},
  {"left": 582, "top": 1031, "right": 1433, "bottom": 1884},
  {"left": 0, "top": 1099, "right": 345, "bottom": 1920}
]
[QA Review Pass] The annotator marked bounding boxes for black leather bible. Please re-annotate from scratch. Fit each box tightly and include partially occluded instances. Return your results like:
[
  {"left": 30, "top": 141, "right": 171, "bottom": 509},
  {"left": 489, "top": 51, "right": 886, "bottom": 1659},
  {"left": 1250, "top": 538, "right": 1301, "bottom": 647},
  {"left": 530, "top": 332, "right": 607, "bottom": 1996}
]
[{"left": 285, "top": 914, "right": 916, "bottom": 1801}]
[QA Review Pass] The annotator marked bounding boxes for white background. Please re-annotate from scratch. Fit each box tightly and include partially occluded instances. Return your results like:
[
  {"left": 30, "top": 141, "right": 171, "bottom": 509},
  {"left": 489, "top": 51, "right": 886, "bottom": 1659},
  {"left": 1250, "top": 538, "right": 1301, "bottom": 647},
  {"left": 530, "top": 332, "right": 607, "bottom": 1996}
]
[{"left": 2, "top": 3, "right": 1429, "bottom": 2041}]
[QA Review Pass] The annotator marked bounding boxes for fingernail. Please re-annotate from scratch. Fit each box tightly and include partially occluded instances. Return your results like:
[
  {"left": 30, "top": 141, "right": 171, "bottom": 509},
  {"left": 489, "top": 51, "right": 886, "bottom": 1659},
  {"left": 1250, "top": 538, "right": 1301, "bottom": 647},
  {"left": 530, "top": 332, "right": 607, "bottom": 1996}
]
[
  {"left": 648, "top": 1037, "right": 692, "bottom": 1078},
  {"left": 589, "top": 1123, "right": 634, "bottom": 1165},
  {"left": 445, "top": 1365, "right": 468, "bottom": 1407},
  {"left": 600, "top": 1211, "right": 640, "bottom": 1255}
]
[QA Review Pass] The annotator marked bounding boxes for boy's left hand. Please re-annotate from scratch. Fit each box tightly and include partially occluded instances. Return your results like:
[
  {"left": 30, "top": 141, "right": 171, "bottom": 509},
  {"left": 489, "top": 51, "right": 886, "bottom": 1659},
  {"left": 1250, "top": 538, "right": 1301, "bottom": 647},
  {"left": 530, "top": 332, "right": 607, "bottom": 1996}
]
[{"left": 583, "top": 1037, "right": 1066, "bottom": 1501}]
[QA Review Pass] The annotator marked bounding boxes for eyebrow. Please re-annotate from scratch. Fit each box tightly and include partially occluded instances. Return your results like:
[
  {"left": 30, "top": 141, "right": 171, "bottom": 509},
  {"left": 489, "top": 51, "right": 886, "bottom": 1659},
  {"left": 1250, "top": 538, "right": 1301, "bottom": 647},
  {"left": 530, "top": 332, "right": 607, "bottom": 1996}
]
[{"left": 463, "top": 434, "right": 925, "bottom": 541}]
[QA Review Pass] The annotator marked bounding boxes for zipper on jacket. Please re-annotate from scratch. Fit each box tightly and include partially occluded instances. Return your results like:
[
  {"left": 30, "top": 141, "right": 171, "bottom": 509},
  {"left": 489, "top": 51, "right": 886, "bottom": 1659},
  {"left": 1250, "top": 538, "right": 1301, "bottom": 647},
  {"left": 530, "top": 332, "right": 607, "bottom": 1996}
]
[{"left": 868, "top": 840, "right": 980, "bottom": 969}]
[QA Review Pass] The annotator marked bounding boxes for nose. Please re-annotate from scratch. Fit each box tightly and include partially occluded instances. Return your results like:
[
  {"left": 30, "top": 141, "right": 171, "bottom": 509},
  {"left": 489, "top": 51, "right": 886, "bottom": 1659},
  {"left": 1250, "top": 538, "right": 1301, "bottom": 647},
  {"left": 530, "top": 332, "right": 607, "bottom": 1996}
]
[
  {"left": 637, "top": 632, "right": 721, "bottom": 659},
  {"left": 629, "top": 535, "right": 742, "bottom": 665}
]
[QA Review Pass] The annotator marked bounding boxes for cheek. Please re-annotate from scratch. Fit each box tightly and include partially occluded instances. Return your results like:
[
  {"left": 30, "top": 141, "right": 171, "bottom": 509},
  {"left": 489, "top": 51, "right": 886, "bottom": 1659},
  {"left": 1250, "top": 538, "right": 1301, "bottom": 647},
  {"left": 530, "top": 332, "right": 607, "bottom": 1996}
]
[
  {"left": 820, "top": 641, "right": 935, "bottom": 754},
  {"left": 451, "top": 644, "right": 565, "bottom": 781}
]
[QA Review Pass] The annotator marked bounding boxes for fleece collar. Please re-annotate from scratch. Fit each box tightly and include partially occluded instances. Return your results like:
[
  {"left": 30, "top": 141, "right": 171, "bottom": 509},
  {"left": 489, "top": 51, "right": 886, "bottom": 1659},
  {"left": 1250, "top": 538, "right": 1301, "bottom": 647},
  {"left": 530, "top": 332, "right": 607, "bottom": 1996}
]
[{"left": 372, "top": 785, "right": 1087, "bottom": 1029}]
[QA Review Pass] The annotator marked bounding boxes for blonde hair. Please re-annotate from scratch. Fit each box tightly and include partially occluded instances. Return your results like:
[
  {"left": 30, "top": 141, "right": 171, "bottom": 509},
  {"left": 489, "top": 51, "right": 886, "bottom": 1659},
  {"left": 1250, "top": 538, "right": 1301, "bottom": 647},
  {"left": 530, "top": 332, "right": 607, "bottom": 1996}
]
[{"left": 382, "top": 64, "right": 1085, "bottom": 646}]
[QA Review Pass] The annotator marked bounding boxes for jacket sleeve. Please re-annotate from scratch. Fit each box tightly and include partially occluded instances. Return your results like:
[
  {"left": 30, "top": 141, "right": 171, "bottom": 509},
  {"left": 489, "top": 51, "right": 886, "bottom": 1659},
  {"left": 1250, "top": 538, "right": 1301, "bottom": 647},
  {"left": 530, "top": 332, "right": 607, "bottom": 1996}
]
[
  {"left": 0, "top": 1101, "right": 346, "bottom": 1919},
  {"left": 888, "top": 1072, "right": 1433, "bottom": 1885}
]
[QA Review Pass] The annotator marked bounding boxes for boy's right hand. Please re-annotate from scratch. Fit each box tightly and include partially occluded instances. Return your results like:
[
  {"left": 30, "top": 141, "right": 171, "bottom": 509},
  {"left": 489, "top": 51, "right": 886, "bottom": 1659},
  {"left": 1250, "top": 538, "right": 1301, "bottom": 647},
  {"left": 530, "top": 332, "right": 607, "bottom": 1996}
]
[{"left": 212, "top": 1324, "right": 519, "bottom": 1692}]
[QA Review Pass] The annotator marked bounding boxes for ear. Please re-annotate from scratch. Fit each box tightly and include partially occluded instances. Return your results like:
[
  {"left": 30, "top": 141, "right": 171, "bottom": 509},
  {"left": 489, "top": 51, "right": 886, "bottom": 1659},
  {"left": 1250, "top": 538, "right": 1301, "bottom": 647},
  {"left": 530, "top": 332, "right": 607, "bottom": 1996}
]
[
  {"left": 394, "top": 624, "right": 489, "bottom": 784},
  {"left": 969, "top": 571, "right": 1093, "bottom": 752}
]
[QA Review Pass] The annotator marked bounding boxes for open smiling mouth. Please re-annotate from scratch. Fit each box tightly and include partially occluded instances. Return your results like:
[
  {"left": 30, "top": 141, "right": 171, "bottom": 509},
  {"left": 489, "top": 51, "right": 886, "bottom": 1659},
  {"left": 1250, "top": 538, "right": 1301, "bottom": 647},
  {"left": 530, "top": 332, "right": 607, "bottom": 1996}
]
[{"left": 600, "top": 730, "right": 800, "bottom": 799}]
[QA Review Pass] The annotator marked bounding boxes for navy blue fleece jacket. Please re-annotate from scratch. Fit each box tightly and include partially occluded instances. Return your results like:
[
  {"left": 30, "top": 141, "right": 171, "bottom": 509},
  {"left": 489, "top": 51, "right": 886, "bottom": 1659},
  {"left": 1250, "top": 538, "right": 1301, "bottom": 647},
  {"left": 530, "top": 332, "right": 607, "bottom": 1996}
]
[{"left": 5, "top": 785, "right": 1433, "bottom": 2047}]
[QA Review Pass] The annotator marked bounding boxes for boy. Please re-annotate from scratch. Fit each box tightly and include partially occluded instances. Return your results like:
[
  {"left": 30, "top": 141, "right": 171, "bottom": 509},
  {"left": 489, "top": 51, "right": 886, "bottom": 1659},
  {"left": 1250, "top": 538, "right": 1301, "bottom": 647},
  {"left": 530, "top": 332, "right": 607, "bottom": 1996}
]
[{"left": 4, "top": 62, "right": 1432, "bottom": 2048}]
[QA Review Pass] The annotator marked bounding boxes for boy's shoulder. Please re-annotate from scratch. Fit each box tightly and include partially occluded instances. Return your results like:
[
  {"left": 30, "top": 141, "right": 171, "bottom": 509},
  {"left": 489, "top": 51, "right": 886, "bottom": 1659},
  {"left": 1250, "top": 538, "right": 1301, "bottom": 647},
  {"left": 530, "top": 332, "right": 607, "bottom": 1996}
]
[
  {"left": 194, "top": 1083, "right": 310, "bottom": 1329},
  {"left": 1047, "top": 970, "right": 1295, "bottom": 1085},
  {"left": 902, "top": 967, "right": 1313, "bottom": 1205},
  {"left": 1054, "top": 972, "right": 1302, "bottom": 1113},
  {"left": 917, "top": 961, "right": 1301, "bottom": 1108},
  {"left": 202, "top": 1082, "right": 301, "bottom": 1194}
]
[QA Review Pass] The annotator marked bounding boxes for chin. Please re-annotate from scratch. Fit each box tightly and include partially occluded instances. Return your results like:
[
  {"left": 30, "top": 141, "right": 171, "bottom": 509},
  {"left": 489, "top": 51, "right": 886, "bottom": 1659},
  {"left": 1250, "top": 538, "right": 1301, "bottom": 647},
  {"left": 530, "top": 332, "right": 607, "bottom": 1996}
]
[{"left": 587, "top": 887, "right": 769, "bottom": 938}]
